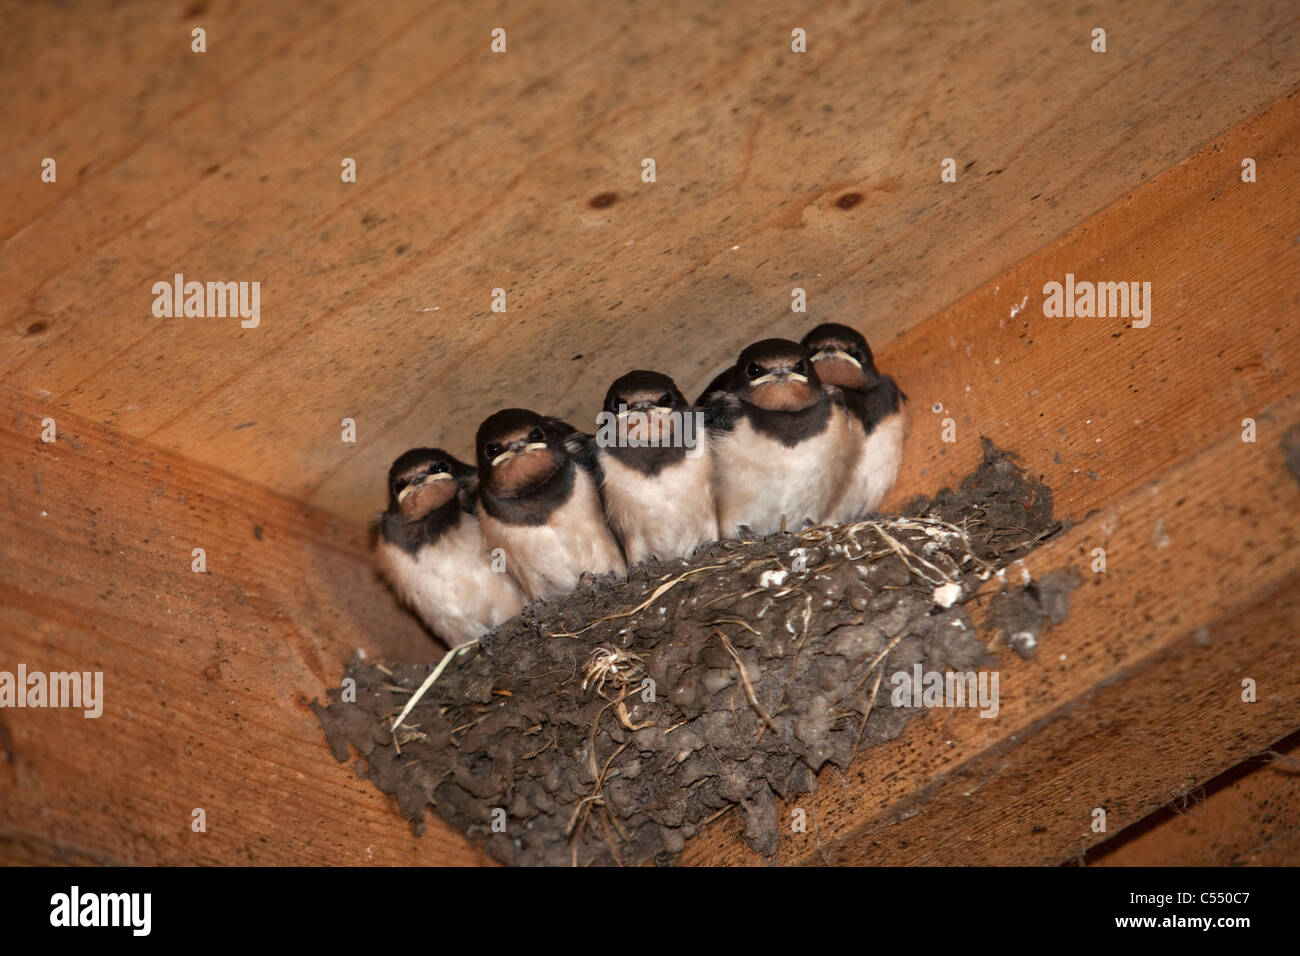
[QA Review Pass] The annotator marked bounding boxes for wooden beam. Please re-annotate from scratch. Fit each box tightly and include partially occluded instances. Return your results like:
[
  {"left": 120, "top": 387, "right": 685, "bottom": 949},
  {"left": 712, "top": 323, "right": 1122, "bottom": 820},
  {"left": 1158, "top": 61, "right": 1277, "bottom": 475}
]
[
  {"left": 683, "top": 396, "right": 1300, "bottom": 864},
  {"left": 879, "top": 88, "right": 1300, "bottom": 522},
  {"left": 1088, "top": 734, "right": 1300, "bottom": 866},
  {"left": 0, "top": 392, "right": 491, "bottom": 865}
]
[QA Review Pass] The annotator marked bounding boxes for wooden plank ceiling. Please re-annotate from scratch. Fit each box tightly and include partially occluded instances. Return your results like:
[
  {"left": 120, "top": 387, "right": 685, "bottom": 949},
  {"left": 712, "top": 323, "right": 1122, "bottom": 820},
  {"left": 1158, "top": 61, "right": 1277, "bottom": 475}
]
[
  {"left": 2, "top": 1, "right": 1298, "bottom": 866},
  {"left": 3, "top": 0, "right": 1298, "bottom": 522},
  {"left": 2, "top": 87, "right": 1295, "bottom": 866}
]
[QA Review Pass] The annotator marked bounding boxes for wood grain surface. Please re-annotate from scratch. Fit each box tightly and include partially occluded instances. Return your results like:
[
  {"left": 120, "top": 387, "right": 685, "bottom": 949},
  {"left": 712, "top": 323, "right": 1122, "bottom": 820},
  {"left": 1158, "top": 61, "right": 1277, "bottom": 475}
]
[
  {"left": 1089, "top": 734, "right": 1300, "bottom": 866},
  {"left": 878, "top": 87, "right": 1300, "bottom": 520},
  {"left": 0, "top": 395, "right": 489, "bottom": 864},
  {"left": 3, "top": 0, "right": 1297, "bottom": 522},
  {"left": 1, "top": 1, "right": 1297, "bottom": 866}
]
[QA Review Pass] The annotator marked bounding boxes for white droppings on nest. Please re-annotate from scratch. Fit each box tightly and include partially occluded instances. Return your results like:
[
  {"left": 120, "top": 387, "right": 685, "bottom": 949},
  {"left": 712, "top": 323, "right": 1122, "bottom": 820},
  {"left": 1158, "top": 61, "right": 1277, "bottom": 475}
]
[
  {"left": 758, "top": 569, "right": 788, "bottom": 588},
  {"left": 932, "top": 582, "right": 962, "bottom": 607},
  {"left": 1012, "top": 631, "right": 1037, "bottom": 652},
  {"left": 1009, "top": 295, "right": 1029, "bottom": 318},
  {"left": 996, "top": 560, "right": 1031, "bottom": 586}
]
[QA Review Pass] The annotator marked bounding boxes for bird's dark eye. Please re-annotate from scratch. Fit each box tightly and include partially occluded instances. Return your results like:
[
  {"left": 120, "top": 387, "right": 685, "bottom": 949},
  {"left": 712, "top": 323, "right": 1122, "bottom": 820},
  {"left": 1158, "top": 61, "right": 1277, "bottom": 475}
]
[
  {"left": 528, "top": 426, "right": 545, "bottom": 443},
  {"left": 485, "top": 442, "right": 503, "bottom": 460},
  {"left": 432, "top": 460, "right": 447, "bottom": 473},
  {"left": 746, "top": 363, "right": 763, "bottom": 380},
  {"left": 394, "top": 478, "right": 409, "bottom": 493},
  {"left": 793, "top": 360, "right": 807, "bottom": 375},
  {"left": 658, "top": 393, "right": 673, "bottom": 406},
  {"left": 851, "top": 349, "right": 864, "bottom": 363}
]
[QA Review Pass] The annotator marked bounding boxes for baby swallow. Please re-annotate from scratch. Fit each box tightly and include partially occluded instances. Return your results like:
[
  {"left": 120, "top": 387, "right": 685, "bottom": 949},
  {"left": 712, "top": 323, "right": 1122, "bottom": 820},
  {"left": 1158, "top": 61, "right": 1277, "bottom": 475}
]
[
  {"left": 595, "top": 370, "right": 719, "bottom": 565},
  {"left": 475, "top": 408, "right": 627, "bottom": 601},
  {"left": 705, "top": 338, "right": 860, "bottom": 537},
  {"left": 373, "top": 448, "right": 526, "bottom": 646},
  {"left": 801, "top": 322, "right": 908, "bottom": 521}
]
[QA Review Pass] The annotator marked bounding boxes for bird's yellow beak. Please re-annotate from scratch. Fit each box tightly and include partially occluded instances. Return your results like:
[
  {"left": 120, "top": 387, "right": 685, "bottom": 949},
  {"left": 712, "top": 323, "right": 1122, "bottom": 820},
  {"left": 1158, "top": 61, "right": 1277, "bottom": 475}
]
[
  {"left": 396, "top": 471, "right": 452, "bottom": 502},
  {"left": 812, "top": 346, "right": 861, "bottom": 370},
  {"left": 751, "top": 371, "right": 807, "bottom": 385}
]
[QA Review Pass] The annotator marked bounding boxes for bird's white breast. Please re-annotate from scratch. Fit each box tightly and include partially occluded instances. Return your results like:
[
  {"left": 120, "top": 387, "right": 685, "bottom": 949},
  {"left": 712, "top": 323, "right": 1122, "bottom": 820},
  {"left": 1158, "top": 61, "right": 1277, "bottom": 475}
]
[
  {"left": 480, "top": 467, "right": 627, "bottom": 602},
  {"left": 375, "top": 513, "right": 526, "bottom": 646},
  {"left": 829, "top": 408, "right": 908, "bottom": 522},
  {"left": 713, "top": 407, "right": 858, "bottom": 537},
  {"left": 599, "top": 444, "right": 719, "bottom": 565}
]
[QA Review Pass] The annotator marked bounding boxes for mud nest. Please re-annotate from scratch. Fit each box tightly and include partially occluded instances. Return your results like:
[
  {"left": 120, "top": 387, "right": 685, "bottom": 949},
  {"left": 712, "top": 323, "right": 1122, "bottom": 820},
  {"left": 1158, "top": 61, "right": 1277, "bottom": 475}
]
[{"left": 315, "top": 439, "right": 1073, "bottom": 865}]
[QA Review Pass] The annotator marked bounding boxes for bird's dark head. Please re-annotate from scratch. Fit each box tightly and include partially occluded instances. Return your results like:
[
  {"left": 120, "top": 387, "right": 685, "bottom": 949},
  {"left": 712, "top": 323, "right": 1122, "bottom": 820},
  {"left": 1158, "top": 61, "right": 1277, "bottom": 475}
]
[
  {"left": 732, "top": 338, "right": 822, "bottom": 412},
  {"left": 476, "top": 408, "right": 567, "bottom": 497},
  {"left": 602, "top": 370, "right": 689, "bottom": 447},
  {"left": 801, "top": 322, "right": 875, "bottom": 389},
  {"left": 386, "top": 447, "right": 468, "bottom": 519}
]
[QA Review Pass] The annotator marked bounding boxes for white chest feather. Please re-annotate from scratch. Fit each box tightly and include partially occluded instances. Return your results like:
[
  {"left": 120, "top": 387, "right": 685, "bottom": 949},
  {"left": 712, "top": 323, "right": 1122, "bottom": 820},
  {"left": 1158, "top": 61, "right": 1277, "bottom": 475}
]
[
  {"left": 480, "top": 467, "right": 627, "bottom": 602},
  {"left": 713, "top": 408, "right": 858, "bottom": 537},
  {"left": 829, "top": 409, "right": 908, "bottom": 522},
  {"left": 599, "top": 444, "right": 719, "bottom": 565},
  {"left": 375, "top": 514, "right": 526, "bottom": 646}
]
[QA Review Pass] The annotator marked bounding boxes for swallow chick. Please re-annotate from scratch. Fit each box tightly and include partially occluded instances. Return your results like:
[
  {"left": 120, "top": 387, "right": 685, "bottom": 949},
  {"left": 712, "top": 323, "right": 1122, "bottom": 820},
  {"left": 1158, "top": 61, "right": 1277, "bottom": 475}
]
[
  {"left": 475, "top": 408, "right": 627, "bottom": 602},
  {"left": 801, "top": 322, "right": 908, "bottom": 522},
  {"left": 373, "top": 448, "right": 526, "bottom": 646},
  {"left": 706, "top": 338, "right": 860, "bottom": 537},
  {"left": 594, "top": 370, "right": 719, "bottom": 565}
]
